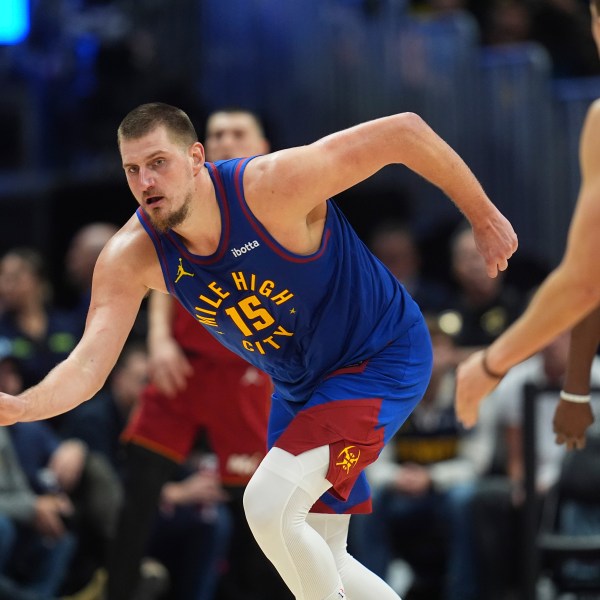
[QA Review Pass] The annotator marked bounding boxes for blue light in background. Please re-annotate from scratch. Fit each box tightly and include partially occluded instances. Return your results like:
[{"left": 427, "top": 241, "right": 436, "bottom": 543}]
[{"left": 0, "top": 0, "right": 30, "bottom": 45}]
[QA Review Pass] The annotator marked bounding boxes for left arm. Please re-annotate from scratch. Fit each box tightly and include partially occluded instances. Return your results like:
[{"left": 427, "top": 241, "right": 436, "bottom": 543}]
[{"left": 246, "top": 113, "right": 517, "bottom": 276}]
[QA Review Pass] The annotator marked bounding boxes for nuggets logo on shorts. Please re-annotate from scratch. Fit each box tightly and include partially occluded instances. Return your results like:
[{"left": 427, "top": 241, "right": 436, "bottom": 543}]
[{"left": 336, "top": 446, "right": 361, "bottom": 474}]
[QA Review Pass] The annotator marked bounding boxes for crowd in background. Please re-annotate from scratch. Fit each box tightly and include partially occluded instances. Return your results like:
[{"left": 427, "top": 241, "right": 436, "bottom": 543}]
[
  {"left": 1, "top": 0, "right": 599, "bottom": 173},
  {"left": 1, "top": 1, "right": 600, "bottom": 599}
]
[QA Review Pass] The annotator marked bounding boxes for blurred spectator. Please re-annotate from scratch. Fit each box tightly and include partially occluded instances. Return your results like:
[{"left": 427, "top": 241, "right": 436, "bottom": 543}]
[
  {"left": 63, "top": 222, "right": 119, "bottom": 336},
  {"left": 0, "top": 346, "right": 121, "bottom": 596},
  {"left": 350, "top": 318, "right": 490, "bottom": 600},
  {"left": 59, "top": 342, "right": 231, "bottom": 600},
  {"left": 530, "top": 0, "right": 600, "bottom": 78},
  {"left": 0, "top": 350, "right": 75, "bottom": 599},
  {"left": 471, "top": 331, "right": 600, "bottom": 600},
  {"left": 62, "top": 222, "right": 149, "bottom": 369},
  {"left": 0, "top": 248, "right": 79, "bottom": 390},
  {"left": 58, "top": 342, "right": 149, "bottom": 477},
  {"left": 0, "top": 425, "right": 75, "bottom": 600},
  {"left": 368, "top": 220, "right": 452, "bottom": 313},
  {"left": 472, "top": 0, "right": 600, "bottom": 78},
  {"left": 438, "top": 222, "right": 524, "bottom": 351},
  {"left": 481, "top": 0, "right": 532, "bottom": 46}
]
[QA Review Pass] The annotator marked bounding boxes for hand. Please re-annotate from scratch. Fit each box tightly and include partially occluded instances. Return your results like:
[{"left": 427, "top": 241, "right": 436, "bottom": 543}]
[
  {"left": 455, "top": 349, "right": 502, "bottom": 428},
  {"left": 394, "top": 463, "right": 432, "bottom": 496},
  {"left": 472, "top": 212, "right": 518, "bottom": 278},
  {"left": 34, "top": 493, "right": 74, "bottom": 539},
  {"left": 0, "top": 392, "right": 27, "bottom": 425},
  {"left": 553, "top": 398, "right": 594, "bottom": 450},
  {"left": 49, "top": 439, "right": 87, "bottom": 492},
  {"left": 149, "top": 336, "right": 193, "bottom": 397},
  {"left": 160, "top": 470, "right": 229, "bottom": 509}
]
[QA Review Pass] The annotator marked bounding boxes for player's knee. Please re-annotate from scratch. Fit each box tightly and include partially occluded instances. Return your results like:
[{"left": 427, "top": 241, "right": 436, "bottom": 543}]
[{"left": 243, "top": 474, "right": 281, "bottom": 537}]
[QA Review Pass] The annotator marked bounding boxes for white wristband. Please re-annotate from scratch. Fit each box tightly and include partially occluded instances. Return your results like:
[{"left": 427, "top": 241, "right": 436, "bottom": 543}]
[{"left": 560, "top": 390, "right": 591, "bottom": 403}]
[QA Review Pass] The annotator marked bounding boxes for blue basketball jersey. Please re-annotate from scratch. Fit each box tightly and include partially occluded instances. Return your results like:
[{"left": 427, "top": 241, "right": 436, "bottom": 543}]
[{"left": 137, "top": 157, "right": 423, "bottom": 403}]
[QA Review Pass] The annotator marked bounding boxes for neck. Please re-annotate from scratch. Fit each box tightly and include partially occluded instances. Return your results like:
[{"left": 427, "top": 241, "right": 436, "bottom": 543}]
[{"left": 173, "top": 170, "right": 221, "bottom": 255}]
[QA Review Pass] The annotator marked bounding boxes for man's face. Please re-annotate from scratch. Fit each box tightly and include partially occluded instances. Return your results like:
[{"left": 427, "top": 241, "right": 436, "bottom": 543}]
[
  {"left": 120, "top": 126, "right": 203, "bottom": 232},
  {"left": 371, "top": 231, "right": 419, "bottom": 282},
  {"left": 205, "top": 112, "right": 268, "bottom": 162},
  {"left": 0, "top": 254, "right": 40, "bottom": 309},
  {"left": 452, "top": 230, "right": 500, "bottom": 294}
]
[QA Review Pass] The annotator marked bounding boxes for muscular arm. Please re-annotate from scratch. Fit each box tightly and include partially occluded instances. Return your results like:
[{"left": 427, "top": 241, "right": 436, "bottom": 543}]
[
  {"left": 0, "top": 219, "right": 155, "bottom": 424},
  {"left": 482, "top": 101, "right": 600, "bottom": 373},
  {"left": 456, "top": 101, "right": 600, "bottom": 428},
  {"left": 246, "top": 112, "right": 517, "bottom": 276}
]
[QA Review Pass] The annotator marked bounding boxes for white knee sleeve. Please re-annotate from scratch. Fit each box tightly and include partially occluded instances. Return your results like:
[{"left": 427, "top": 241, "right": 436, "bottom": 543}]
[
  {"left": 307, "top": 513, "right": 402, "bottom": 600},
  {"left": 243, "top": 446, "right": 346, "bottom": 600}
]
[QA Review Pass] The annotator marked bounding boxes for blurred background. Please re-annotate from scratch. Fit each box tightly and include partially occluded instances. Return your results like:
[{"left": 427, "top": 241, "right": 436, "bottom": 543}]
[{"left": 0, "top": 0, "right": 599, "bottom": 300}]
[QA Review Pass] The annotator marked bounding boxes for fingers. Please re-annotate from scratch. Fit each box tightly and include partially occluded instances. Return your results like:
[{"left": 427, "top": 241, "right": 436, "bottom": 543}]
[
  {"left": 554, "top": 432, "right": 587, "bottom": 451},
  {"left": 456, "top": 403, "right": 477, "bottom": 429},
  {"left": 486, "top": 262, "right": 499, "bottom": 278},
  {"left": 153, "top": 365, "right": 190, "bottom": 396},
  {"left": 486, "top": 255, "right": 511, "bottom": 278}
]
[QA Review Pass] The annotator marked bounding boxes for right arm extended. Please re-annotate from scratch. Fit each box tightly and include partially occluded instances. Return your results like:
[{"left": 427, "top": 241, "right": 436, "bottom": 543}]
[{"left": 0, "top": 220, "right": 155, "bottom": 424}]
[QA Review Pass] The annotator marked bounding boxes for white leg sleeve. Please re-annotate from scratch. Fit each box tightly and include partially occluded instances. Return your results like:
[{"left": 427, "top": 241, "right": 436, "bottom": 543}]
[
  {"left": 307, "top": 513, "right": 402, "bottom": 600},
  {"left": 243, "top": 446, "right": 347, "bottom": 600}
]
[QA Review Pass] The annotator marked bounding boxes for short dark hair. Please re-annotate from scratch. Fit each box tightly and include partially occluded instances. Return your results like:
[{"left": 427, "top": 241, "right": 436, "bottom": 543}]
[
  {"left": 117, "top": 102, "right": 198, "bottom": 148},
  {"left": 593, "top": 0, "right": 600, "bottom": 13},
  {"left": 206, "top": 107, "right": 266, "bottom": 138}
]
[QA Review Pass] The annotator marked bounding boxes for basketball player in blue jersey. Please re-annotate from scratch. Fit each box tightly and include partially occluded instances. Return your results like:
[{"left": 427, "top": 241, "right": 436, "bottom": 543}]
[{"left": 0, "top": 102, "right": 517, "bottom": 600}]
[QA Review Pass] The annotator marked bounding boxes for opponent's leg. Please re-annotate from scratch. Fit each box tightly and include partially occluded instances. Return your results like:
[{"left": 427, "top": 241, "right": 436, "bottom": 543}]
[
  {"left": 243, "top": 446, "right": 345, "bottom": 600},
  {"left": 307, "top": 513, "right": 402, "bottom": 600},
  {"left": 106, "top": 444, "right": 178, "bottom": 600}
]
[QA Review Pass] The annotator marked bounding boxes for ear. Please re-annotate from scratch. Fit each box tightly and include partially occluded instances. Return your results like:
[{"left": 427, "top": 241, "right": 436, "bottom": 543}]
[{"left": 191, "top": 142, "right": 206, "bottom": 173}]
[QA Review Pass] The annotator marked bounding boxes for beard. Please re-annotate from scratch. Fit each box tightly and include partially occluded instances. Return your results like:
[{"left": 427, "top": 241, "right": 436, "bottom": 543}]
[{"left": 147, "top": 191, "right": 193, "bottom": 233}]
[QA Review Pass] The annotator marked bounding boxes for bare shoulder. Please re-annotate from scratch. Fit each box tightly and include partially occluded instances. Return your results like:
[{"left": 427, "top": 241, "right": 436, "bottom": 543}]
[
  {"left": 587, "top": 98, "right": 600, "bottom": 120},
  {"left": 582, "top": 99, "right": 600, "bottom": 144},
  {"left": 95, "top": 214, "right": 166, "bottom": 292}
]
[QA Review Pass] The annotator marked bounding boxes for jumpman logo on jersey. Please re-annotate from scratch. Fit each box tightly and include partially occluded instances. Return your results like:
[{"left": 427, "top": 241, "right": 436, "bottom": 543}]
[{"left": 175, "top": 258, "right": 194, "bottom": 283}]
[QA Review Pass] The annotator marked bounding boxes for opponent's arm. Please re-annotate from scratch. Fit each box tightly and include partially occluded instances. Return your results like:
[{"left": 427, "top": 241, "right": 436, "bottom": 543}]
[
  {"left": 147, "top": 291, "right": 192, "bottom": 396},
  {"left": 553, "top": 305, "right": 600, "bottom": 449},
  {"left": 246, "top": 112, "right": 517, "bottom": 276},
  {"left": 456, "top": 101, "right": 600, "bottom": 428},
  {"left": 0, "top": 224, "right": 151, "bottom": 424}
]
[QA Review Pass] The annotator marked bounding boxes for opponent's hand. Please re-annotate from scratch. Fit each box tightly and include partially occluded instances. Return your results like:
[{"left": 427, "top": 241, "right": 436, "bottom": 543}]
[
  {"left": 455, "top": 349, "right": 502, "bottom": 428},
  {"left": 149, "top": 336, "right": 193, "bottom": 397},
  {"left": 472, "top": 212, "right": 518, "bottom": 278},
  {"left": 0, "top": 392, "right": 27, "bottom": 425},
  {"left": 553, "top": 399, "right": 594, "bottom": 450}
]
